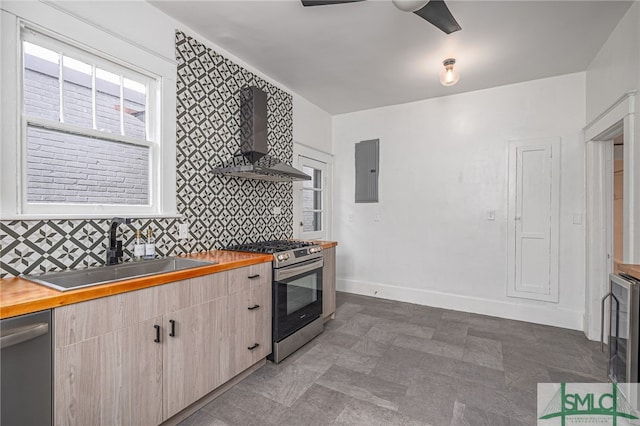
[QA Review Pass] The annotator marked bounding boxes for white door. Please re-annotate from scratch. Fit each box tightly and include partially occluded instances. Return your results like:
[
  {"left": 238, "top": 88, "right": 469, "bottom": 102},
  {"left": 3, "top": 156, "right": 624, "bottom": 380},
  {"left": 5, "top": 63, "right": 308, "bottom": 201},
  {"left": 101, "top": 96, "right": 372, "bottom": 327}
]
[
  {"left": 507, "top": 137, "right": 560, "bottom": 302},
  {"left": 295, "top": 155, "right": 327, "bottom": 240}
]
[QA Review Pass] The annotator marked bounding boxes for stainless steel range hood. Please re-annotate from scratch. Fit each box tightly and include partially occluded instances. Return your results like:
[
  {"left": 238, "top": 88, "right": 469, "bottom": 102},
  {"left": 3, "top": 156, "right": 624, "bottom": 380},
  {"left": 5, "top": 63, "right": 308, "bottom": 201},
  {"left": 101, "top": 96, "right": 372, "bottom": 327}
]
[{"left": 211, "top": 86, "right": 311, "bottom": 182}]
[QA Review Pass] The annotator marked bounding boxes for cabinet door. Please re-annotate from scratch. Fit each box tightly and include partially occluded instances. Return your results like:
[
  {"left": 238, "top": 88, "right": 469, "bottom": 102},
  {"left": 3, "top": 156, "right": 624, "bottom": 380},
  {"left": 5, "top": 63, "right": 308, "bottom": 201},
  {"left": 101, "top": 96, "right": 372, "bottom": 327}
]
[
  {"left": 228, "top": 262, "right": 272, "bottom": 376},
  {"left": 250, "top": 279, "right": 272, "bottom": 363},
  {"left": 322, "top": 247, "right": 336, "bottom": 319},
  {"left": 55, "top": 317, "right": 163, "bottom": 426},
  {"left": 228, "top": 281, "right": 272, "bottom": 376},
  {"left": 163, "top": 296, "right": 229, "bottom": 420}
]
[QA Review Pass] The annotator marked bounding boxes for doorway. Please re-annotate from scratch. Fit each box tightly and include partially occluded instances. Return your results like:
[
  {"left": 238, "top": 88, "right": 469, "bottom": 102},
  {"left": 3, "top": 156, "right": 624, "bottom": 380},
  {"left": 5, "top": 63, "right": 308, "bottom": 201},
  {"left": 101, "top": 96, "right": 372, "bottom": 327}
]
[{"left": 584, "top": 92, "right": 636, "bottom": 341}]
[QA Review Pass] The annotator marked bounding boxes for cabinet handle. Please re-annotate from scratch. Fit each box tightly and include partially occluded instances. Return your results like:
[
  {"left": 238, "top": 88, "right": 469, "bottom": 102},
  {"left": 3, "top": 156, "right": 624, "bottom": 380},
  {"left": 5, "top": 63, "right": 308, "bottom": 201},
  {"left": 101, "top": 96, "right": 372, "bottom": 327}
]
[
  {"left": 248, "top": 274, "right": 260, "bottom": 279},
  {"left": 169, "top": 319, "right": 176, "bottom": 337},
  {"left": 154, "top": 325, "right": 161, "bottom": 343},
  {"left": 248, "top": 343, "right": 260, "bottom": 351},
  {"left": 248, "top": 304, "right": 260, "bottom": 311}
]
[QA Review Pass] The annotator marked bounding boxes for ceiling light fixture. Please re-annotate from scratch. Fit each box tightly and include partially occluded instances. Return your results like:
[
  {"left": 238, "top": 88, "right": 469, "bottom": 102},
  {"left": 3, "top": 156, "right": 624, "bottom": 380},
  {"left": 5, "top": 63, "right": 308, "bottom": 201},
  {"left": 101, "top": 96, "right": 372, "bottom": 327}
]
[
  {"left": 439, "top": 58, "right": 460, "bottom": 86},
  {"left": 391, "top": 0, "right": 430, "bottom": 13}
]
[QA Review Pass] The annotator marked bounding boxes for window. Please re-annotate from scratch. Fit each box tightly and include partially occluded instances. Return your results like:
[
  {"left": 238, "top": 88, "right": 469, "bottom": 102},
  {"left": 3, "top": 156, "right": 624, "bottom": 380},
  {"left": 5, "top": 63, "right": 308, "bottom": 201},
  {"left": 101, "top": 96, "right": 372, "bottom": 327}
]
[
  {"left": 23, "top": 32, "right": 155, "bottom": 207},
  {"left": 0, "top": 13, "right": 176, "bottom": 219},
  {"left": 293, "top": 143, "right": 333, "bottom": 240},
  {"left": 21, "top": 29, "right": 157, "bottom": 211},
  {"left": 302, "top": 163, "right": 323, "bottom": 233}
]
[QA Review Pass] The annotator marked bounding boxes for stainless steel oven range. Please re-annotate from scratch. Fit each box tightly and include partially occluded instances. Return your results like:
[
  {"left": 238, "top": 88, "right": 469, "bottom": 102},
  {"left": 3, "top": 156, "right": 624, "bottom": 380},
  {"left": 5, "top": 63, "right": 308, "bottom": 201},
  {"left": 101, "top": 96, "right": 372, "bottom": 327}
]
[{"left": 225, "top": 240, "right": 324, "bottom": 363}]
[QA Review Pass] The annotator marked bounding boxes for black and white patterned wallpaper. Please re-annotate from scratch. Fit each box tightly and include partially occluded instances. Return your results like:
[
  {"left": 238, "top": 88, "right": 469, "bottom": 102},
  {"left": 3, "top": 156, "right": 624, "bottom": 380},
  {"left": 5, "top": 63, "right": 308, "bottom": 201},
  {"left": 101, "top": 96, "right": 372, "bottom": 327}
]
[{"left": 0, "top": 31, "right": 294, "bottom": 278}]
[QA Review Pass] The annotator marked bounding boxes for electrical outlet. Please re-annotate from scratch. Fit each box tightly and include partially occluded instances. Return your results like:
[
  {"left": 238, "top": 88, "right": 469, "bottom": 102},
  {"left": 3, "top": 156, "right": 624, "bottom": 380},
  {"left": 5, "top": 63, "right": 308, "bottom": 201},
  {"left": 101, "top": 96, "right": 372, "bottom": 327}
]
[{"left": 178, "top": 223, "right": 189, "bottom": 239}]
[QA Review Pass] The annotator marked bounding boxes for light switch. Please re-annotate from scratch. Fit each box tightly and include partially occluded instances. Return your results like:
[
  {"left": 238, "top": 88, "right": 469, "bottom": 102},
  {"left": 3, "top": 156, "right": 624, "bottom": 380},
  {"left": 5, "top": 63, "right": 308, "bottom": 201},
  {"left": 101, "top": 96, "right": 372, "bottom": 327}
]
[
  {"left": 178, "top": 223, "right": 189, "bottom": 239},
  {"left": 573, "top": 213, "right": 583, "bottom": 225},
  {"left": 487, "top": 210, "right": 496, "bottom": 221},
  {"left": 347, "top": 214, "right": 354, "bottom": 222}
]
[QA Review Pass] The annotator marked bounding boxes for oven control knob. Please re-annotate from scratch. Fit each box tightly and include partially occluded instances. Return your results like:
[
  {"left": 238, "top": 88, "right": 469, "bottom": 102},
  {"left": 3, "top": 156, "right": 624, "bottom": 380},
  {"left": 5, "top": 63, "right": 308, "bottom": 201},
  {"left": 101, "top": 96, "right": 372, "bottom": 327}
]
[
  {"left": 277, "top": 254, "right": 285, "bottom": 261},
  {"left": 284, "top": 254, "right": 290, "bottom": 260}
]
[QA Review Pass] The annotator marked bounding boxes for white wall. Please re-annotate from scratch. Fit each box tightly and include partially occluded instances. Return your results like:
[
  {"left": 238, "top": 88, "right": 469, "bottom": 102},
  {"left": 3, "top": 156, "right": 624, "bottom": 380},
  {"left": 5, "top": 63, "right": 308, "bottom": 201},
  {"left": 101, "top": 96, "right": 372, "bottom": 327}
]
[
  {"left": 3, "top": 0, "right": 332, "bottom": 154},
  {"left": 586, "top": 1, "right": 640, "bottom": 265},
  {"left": 293, "top": 95, "right": 332, "bottom": 154},
  {"left": 333, "top": 73, "right": 587, "bottom": 330},
  {"left": 586, "top": 1, "right": 639, "bottom": 123}
]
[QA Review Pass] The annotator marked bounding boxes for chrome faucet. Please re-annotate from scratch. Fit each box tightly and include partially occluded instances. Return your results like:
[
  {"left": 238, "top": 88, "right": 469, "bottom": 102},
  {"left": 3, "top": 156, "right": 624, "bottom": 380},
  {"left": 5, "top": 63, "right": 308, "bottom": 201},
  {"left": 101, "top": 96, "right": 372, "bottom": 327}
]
[{"left": 106, "top": 217, "right": 131, "bottom": 265}]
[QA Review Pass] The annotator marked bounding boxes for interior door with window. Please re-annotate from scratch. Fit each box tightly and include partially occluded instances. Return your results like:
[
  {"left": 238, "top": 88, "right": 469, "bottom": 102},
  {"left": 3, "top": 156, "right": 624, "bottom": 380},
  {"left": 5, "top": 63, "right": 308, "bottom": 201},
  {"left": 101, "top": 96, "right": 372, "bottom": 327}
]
[{"left": 295, "top": 155, "right": 327, "bottom": 240}]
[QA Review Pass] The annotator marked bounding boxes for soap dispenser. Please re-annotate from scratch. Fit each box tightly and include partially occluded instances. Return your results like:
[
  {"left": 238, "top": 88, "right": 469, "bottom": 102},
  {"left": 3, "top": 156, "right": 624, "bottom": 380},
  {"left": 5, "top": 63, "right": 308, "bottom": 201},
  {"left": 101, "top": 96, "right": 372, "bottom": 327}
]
[
  {"left": 144, "top": 228, "right": 156, "bottom": 260},
  {"left": 133, "top": 229, "right": 144, "bottom": 261}
]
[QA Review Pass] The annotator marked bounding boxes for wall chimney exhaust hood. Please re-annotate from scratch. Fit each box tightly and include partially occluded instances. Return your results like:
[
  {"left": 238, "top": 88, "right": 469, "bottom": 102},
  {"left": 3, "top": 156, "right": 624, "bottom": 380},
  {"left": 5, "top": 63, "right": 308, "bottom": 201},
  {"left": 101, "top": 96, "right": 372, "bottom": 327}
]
[{"left": 211, "top": 86, "right": 311, "bottom": 182}]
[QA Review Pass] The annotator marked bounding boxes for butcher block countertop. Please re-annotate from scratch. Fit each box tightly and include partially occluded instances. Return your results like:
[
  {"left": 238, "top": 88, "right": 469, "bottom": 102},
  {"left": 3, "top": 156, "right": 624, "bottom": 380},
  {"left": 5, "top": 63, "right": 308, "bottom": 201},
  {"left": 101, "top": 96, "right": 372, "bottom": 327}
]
[
  {"left": 0, "top": 251, "right": 272, "bottom": 319},
  {"left": 0, "top": 240, "right": 338, "bottom": 319},
  {"left": 316, "top": 241, "right": 338, "bottom": 249},
  {"left": 619, "top": 264, "right": 640, "bottom": 280}
]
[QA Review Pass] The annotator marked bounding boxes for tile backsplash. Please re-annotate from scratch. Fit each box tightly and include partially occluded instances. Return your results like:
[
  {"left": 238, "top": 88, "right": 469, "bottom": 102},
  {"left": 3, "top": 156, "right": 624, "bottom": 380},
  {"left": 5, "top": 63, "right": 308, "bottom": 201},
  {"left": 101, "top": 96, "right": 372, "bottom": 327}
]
[{"left": 0, "top": 31, "right": 293, "bottom": 278}]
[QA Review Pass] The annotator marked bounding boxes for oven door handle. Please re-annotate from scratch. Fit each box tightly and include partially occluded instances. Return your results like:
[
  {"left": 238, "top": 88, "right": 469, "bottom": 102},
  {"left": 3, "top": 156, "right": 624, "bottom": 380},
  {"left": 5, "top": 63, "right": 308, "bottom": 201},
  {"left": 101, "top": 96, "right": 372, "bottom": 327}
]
[{"left": 274, "top": 258, "right": 324, "bottom": 281}]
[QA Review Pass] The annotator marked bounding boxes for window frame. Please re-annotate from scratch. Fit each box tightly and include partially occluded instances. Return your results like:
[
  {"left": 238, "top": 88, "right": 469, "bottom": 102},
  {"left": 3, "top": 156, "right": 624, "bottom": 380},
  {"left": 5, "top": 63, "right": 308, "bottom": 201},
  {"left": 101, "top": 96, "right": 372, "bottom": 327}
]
[{"left": 1, "top": 13, "right": 177, "bottom": 219}]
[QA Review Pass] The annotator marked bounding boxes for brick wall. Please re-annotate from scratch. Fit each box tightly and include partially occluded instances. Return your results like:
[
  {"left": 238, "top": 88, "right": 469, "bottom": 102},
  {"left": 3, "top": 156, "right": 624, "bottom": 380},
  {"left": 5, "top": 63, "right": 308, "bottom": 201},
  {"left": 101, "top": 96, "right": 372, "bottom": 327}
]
[{"left": 26, "top": 126, "right": 149, "bottom": 204}]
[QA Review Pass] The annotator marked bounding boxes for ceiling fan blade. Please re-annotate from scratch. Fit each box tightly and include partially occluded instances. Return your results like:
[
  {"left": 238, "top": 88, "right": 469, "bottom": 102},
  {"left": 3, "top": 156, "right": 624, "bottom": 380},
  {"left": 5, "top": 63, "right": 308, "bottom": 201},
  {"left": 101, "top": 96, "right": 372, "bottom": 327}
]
[
  {"left": 413, "top": 0, "right": 461, "bottom": 34},
  {"left": 301, "top": 0, "right": 365, "bottom": 6}
]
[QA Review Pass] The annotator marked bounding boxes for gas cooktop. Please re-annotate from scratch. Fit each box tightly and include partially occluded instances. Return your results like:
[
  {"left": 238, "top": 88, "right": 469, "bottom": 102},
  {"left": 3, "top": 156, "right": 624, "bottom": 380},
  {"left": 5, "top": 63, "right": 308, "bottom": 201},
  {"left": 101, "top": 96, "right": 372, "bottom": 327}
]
[
  {"left": 224, "top": 240, "right": 322, "bottom": 268},
  {"left": 224, "top": 240, "right": 316, "bottom": 254}
]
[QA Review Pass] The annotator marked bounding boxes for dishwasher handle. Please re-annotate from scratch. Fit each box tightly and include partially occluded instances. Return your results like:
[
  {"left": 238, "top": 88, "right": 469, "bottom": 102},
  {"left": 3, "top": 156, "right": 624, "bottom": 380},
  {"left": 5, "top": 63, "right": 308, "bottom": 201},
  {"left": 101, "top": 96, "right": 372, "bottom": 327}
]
[{"left": 0, "top": 323, "right": 49, "bottom": 349}]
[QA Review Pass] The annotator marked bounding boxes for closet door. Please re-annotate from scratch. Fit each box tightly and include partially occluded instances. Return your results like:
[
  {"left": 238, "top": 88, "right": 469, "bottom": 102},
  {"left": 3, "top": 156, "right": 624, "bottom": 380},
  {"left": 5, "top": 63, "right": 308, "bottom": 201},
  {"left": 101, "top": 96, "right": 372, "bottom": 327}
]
[{"left": 507, "top": 137, "right": 560, "bottom": 302}]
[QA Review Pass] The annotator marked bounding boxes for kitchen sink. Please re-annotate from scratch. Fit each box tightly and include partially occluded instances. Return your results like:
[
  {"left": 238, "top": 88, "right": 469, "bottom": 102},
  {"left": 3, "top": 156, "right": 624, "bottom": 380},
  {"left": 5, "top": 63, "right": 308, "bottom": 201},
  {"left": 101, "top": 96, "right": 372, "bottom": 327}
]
[{"left": 23, "top": 257, "right": 217, "bottom": 292}]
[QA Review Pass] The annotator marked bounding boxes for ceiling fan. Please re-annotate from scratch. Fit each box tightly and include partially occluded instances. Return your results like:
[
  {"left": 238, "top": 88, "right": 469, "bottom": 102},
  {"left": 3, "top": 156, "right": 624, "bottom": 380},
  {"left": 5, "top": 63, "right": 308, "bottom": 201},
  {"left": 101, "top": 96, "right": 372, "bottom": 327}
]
[{"left": 300, "top": 0, "right": 461, "bottom": 34}]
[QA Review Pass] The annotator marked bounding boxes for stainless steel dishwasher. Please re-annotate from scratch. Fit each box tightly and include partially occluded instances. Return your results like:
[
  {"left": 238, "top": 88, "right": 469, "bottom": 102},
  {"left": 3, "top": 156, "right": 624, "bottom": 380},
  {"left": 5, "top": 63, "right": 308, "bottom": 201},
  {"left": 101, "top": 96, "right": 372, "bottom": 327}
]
[{"left": 1, "top": 309, "right": 52, "bottom": 426}]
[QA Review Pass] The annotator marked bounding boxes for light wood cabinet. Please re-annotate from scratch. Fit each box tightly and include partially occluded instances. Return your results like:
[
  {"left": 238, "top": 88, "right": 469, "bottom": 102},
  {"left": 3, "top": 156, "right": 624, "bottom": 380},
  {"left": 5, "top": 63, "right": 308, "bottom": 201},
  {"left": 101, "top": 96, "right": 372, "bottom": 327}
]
[
  {"left": 54, "top": 262, "right": 272, "bottom": 426},
  {"left": 54, "top": 286, "right": 164, "bottom": 426},
  {"left": 228, "top": 262, "right": 272, "bottom": 377},
  {"left": 162, "top": 296, "right": 228, "bottom": 419},
  {"left": 322, "top": 246, "right": 336, "bottom": 320}
]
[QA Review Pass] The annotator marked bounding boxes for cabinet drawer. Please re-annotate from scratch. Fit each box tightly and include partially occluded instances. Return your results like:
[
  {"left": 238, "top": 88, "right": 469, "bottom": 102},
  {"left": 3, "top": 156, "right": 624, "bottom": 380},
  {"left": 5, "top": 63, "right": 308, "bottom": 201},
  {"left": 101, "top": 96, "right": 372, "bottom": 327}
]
[
  {"left": 164, "top": 272, "right": 227, "bottom": 313},
  {"left": 227, "top": 262, "right": 271, "bottom": 295}
]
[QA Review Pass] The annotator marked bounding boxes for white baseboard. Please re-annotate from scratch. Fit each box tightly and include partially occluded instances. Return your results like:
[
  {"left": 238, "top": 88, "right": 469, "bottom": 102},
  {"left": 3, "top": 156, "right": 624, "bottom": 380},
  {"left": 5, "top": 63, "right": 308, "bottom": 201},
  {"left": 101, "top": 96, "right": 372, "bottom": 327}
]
[{"left": 337, "top": 278, "right": 584, "bottom": 331}]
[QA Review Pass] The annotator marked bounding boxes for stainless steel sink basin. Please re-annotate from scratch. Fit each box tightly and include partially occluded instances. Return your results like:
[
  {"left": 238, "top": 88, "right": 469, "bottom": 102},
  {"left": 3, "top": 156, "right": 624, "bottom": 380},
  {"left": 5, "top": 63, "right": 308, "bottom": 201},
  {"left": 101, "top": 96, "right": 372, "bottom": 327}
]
[{"left": 23, "top": 257, "right": 217, "bottom": 292}]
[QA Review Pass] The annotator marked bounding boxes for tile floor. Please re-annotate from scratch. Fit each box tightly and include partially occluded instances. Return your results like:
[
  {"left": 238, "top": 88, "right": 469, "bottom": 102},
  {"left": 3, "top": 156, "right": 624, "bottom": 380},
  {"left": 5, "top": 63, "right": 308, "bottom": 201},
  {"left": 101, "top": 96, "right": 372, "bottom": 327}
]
[{"left": 179, "top": 292, "right": 608, "bottom": 426}]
